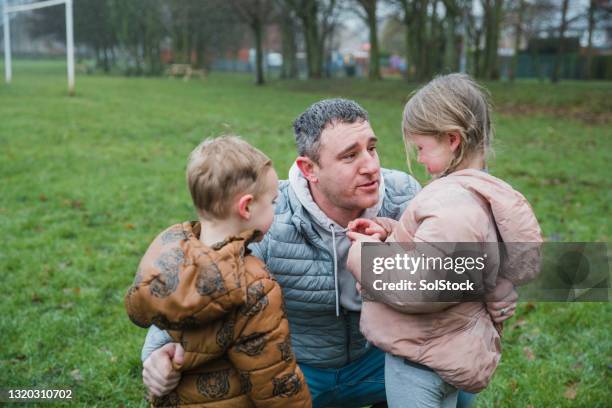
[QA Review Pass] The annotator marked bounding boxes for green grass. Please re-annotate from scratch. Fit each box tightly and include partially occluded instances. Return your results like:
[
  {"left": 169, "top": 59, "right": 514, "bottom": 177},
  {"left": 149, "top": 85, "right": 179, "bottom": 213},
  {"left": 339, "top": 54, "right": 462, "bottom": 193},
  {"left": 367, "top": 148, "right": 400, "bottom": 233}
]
[{"left": 1, "top": 60, "right": 610, "bottom": 406}]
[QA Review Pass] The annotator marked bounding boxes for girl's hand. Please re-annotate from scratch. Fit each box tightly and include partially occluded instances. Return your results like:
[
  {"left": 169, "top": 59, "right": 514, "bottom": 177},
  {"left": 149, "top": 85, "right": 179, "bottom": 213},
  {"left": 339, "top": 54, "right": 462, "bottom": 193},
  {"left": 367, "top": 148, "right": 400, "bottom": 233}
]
[
  {"left": 485, "top": 278, "right": 518, "bottom": 323},
  {"left": 347, "top": 230, "right": 382, "bottom": 243},
  {"left": 347, "top": 231, "right": 382, "bottom": 283},
  {"left": 348, "top": 218, "right": 388, "bottom": 240}
]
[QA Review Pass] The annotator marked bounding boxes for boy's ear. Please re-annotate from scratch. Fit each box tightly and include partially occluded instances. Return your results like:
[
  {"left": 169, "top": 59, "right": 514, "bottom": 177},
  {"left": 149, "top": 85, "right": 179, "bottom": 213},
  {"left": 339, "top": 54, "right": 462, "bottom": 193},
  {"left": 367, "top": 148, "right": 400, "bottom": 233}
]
[
  {"left": 448, "top": 132, "right": 462, "bottom": 152},
  {"left": 237, "top": 194, "right": 254, "bottom": 220},
  {"left": 296, "top": 156, "right": 318, "bottom": 183}
]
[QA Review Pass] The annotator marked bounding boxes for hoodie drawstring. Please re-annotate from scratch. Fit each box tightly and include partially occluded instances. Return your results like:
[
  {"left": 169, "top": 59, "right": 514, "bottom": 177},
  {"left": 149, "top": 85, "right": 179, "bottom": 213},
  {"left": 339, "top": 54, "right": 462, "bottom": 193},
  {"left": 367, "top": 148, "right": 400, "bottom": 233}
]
[{"left": 329, "top": 224, "right": 340, "bottom": 317}]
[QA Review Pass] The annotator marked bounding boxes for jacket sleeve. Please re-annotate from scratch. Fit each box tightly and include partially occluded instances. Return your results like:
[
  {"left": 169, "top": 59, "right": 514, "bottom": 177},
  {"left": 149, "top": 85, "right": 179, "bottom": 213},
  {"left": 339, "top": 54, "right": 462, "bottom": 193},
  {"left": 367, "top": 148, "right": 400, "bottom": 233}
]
[
  {"left": 141, "top": 325, "right": 173, "bottom": 362},
  {"left": 227, "top": 275, "right": 311, "bottom": 408},
  {"left": 125, "top": 226, "right": 246, "bottom": 331},
  {"left": 367, "top": 199, "right": 488, "bottom": 314}
]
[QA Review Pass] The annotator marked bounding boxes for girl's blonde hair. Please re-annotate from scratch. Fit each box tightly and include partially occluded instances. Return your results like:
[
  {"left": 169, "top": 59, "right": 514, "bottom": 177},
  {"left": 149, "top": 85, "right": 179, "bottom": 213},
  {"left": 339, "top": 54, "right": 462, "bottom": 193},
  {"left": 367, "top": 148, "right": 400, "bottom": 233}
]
[{"left": 402, "top": 73, "right": 494, "bottom": 177}]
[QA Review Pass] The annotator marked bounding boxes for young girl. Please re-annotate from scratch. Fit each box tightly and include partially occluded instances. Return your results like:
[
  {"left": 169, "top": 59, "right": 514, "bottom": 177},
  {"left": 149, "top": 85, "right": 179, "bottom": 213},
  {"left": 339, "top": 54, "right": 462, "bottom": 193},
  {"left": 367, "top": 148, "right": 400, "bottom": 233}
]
[{"left": 347, "top": 73, "right": 542, "bottom": 407}]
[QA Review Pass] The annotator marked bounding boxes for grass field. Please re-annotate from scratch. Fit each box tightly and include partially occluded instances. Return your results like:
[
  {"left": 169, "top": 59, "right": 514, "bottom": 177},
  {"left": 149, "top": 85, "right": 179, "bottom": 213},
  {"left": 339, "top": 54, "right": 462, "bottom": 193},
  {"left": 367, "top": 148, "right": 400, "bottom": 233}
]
[{"left": 1, "top": 61, "right": 610, "bottom": 407}]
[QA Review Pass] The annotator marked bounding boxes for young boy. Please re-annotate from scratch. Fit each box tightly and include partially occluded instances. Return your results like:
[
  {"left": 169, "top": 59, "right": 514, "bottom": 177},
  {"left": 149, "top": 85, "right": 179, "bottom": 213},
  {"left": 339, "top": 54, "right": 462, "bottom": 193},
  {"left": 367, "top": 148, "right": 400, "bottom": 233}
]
[{"left": 125, "top": 136, "right": 311, "bottom": 408}]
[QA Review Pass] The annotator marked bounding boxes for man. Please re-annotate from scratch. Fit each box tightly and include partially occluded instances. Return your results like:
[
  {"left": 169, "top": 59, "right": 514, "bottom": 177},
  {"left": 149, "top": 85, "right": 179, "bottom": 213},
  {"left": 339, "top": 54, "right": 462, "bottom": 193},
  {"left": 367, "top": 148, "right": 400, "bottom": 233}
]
[{"left": 140, "top": 99, "right": 517, "bottom": 407}]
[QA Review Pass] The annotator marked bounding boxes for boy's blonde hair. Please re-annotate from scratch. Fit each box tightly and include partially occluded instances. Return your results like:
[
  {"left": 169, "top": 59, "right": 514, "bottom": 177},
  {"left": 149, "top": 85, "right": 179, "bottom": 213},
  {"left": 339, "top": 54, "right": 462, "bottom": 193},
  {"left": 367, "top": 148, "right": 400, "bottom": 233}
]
[
  {"left": 402, "top": 73, "right": 494, "bottom": 176},
  {"left": 186, "top": 136, "right": 272, "bottom": 220}
]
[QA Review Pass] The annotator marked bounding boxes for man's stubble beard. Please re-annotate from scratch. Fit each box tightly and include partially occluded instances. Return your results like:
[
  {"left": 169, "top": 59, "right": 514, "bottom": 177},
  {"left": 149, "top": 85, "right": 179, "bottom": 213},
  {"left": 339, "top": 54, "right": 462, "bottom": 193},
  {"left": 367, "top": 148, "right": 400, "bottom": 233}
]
[{"left": 319, "top": 179, "right": 377, "bottom": 214}]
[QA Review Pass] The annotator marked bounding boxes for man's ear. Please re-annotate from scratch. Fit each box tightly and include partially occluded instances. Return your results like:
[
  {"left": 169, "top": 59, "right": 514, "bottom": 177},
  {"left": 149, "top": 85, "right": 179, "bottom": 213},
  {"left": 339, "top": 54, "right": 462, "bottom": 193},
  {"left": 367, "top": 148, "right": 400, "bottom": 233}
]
[
  {"left": 448, "top": 132, "right": 462, "bottom": 153},
  {"left": 296, "top": 156, "right": 318, "bottom": 183},
  {"left": 237, "top": 194, "right": 254, "bottom": 220}
]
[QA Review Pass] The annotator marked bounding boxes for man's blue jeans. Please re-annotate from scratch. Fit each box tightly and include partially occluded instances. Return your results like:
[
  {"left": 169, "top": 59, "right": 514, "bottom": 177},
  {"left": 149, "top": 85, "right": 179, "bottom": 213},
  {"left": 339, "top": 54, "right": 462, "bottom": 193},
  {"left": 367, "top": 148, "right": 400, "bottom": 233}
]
[{"left": 299, "top": 346, "right": 476, "bottom": 408}]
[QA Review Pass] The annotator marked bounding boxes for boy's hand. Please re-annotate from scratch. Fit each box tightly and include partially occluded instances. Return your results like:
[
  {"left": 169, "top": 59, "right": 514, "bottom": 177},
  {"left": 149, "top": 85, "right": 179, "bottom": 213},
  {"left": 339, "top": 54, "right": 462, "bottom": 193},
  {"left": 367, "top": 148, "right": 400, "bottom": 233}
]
[
  {"left": 348, "top": 218, "right": 388, "bottom": 240},
  {"left": 143, "top": 342, "right": 184, "bottom": 397}
]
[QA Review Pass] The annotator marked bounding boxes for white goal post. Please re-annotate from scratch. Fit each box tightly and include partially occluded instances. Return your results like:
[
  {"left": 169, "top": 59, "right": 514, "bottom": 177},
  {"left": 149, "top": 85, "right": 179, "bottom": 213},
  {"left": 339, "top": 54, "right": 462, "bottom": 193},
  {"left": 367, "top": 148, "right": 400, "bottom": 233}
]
[{"left": 2, "top": 0, "right": 75, "bottom": 95}]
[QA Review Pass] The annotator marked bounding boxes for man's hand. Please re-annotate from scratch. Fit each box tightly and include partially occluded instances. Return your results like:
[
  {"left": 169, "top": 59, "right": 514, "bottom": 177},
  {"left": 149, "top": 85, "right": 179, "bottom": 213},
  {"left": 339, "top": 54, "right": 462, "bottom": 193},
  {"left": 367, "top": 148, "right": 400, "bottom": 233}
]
[
  {"left": 348, "top": 218, "right": 388, "bottom": 240},
  {"left": 485, "top": 278, "right": 518, "bottom": 323},
  {"left": 143, "top": 342, "right": 184, "bottom": 398}
]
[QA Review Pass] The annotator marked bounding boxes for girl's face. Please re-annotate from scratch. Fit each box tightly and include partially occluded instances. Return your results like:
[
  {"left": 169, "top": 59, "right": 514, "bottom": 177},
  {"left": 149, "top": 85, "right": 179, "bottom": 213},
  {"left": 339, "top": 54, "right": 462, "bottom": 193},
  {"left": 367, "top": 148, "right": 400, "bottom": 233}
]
[{"left": 410, "top": 134, "right": 458, "bottom": 176}]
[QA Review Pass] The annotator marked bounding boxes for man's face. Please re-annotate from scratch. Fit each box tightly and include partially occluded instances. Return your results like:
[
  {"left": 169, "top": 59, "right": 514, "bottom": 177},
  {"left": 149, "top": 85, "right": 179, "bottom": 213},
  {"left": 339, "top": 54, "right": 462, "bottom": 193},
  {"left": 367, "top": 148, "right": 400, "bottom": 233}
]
[{"left": 312, "top": 120, "right": 381, "bottom": 212}]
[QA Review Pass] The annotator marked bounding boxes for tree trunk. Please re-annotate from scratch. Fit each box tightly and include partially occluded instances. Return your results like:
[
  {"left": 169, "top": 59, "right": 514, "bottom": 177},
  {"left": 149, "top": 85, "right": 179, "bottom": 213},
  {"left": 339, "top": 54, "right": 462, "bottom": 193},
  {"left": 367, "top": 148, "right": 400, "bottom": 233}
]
[
  {"left": 280, "top": 10, "right": 298, "bottom": 79},
  {"left": 95, "top": 46, "right": 101, "bottom": 70},
  {"left": 361, "top": 0, "right": 381, "bottom": 80},
  {"left": 444, "top": 13, "right": 457, "bottom": 72},
  {"left": 482, "top": 0, "right": 503, "bottom": 79},
  {"left": 399, "top": 0, "right": 416, "bottom": 81},
  {"left": 253, "top": 20, "right": 265, "bottom": 85},
  {"left": 552, "top": 0, "right": 569, "bottom": 83},
  {"left": 585, "top": 0, "right": 595, "bottom": 80},
  {"left": 510, "top": 0, "right": 525, "bottom": 82},
  {"left": 428, "top": 0, "right": 441, "bottom": 77},
  {"left": 459, "top": 1, "right": 470, "bottom": 73},
  {"left": 403, "top": 10, "right": 413, "bottom": 80},
  {"left": 491, "top": 0, "right": 503, "bottom": 78},
  {"left": 474, "top": 26, "right": 482, "bottom": 78},
  {"left": 299, "top": 0, "right": 322, "bottom": 79},
  {"left": 103, "top": 47, "right": 110, "bottom": 73},
  {"left": 442, "top": 0, "right": 459, "bottom": 72},
  {"left": 416, "top": 0, "right": 429, "bottom": 80}
]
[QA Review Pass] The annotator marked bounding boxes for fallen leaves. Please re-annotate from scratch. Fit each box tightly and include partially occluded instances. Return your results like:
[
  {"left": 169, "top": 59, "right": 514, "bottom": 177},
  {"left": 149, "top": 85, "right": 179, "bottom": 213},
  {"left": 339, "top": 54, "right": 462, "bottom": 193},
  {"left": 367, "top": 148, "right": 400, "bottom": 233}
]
[
  {"left": 63, "top": 287, "right": 81, "bottom": 296},
  {"left": 61, "top": 198, "right": 85, "bottom": 210},
  {"left": 510, "top": 317, "right": 527, "bottom": 330},
  {"left": 524, "top": 302, "right": 536, "bottom": 313},
  {"left": 523, "top": 346, "right": 535, "bottom": 361},
  {"left": 563, "top": 381, "right": 578, "bottom": 400},
  {"left": 70, "top": 369, "right": 83, "bottom": 382}
]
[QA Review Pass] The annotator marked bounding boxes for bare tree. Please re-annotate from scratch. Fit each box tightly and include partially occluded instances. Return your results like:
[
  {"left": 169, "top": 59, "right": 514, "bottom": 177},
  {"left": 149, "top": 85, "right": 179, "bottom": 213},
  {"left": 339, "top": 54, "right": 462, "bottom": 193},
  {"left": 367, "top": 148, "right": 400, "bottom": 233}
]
[
  {"left": 442, "top": 0, "right": 462, "bottom": 72},
  {"left": 286, "top": 0, "right": 339, "bottom": 79},
  {"left": 585, "top": 0, "right": 597, "bottom": 79},
  {"left": 393, "top": 0, "right": 432, "bottom": 81},
  {"left": 480, "top": 0, "right": 504, "bottom": 79},
  {"left": 231, "top": 0, "right": 276, "bottom": 85},
  {"left": 276, "top": 0, "right": 300, "bottom": 79},
  {"left": 509, "top": 0, "right": 526, "bottom": 81},
  {"left": 584, "top": 0, "right": 612, "bottom": 79},
  {"left": 551, "top": 0, "right": 570, "bottom": 83},
  {"left": 354, "top": 0, "right": 382, "bottom": 80}
]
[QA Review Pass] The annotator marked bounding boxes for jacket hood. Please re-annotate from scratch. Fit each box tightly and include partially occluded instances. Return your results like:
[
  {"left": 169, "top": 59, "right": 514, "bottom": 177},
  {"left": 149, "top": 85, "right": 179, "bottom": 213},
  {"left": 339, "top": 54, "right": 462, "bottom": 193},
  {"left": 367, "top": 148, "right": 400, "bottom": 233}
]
[
  {"left": 446, "top": 169, "right": 543, "bottom": 284},
  {"left": 125, "top": 222, "right": 260, "bottom": 329},
  {"left": 446, "top": 169, "right": 542, "bottom": 243}
]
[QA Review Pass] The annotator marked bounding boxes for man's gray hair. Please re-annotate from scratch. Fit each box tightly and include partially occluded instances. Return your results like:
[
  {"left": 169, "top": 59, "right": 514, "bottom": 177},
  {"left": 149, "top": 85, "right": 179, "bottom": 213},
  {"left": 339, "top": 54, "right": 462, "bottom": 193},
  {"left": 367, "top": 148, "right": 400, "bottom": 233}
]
[{"left": 293, "top": 98, "right": 369, "bottom": 162}]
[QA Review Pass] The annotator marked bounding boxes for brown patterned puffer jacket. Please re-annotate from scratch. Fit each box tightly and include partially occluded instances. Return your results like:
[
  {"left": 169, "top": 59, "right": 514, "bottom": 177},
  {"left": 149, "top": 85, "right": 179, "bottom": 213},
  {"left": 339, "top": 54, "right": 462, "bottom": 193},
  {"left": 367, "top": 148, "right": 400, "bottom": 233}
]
[{"left": 125, "top": 222, "right": 312, "bottom": 408}]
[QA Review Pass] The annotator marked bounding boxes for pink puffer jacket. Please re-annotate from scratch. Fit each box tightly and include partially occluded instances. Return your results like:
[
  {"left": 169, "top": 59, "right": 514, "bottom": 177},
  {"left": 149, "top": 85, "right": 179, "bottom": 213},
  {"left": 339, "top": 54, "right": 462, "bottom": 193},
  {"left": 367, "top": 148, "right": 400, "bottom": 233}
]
[{"left": 356, "top": 169, "right": 542, "bottom": 392}]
